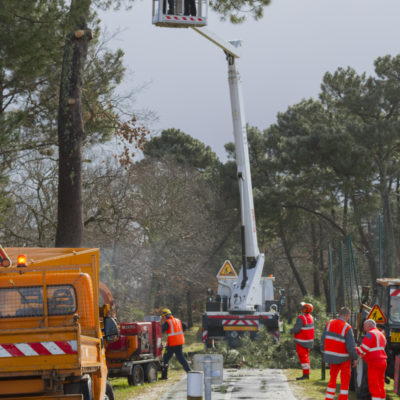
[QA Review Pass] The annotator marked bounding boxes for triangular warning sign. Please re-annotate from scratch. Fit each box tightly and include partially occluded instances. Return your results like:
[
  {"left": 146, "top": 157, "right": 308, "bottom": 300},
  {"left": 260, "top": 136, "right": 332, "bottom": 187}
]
[
  {"left": 367, "top": 304, "right": 387, "bottom": 324},
  {"left": 216, "top": 260, "right": 237, "bottom": 279},
  {"left": 0, "top": 245, "right": 11, "bottom": 267}
]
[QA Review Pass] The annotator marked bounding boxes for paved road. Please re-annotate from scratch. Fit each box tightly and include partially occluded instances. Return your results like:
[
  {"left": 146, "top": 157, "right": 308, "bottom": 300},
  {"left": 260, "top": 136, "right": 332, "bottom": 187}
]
[{"left": 161, "top": 368, "right": 298, "bottom": 400}]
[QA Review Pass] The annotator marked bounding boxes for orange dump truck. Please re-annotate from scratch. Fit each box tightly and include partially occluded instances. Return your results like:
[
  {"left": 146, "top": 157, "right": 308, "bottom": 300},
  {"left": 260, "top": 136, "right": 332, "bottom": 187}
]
[{"left": 0, "top": 247, "right": 118, "bottom": 400}]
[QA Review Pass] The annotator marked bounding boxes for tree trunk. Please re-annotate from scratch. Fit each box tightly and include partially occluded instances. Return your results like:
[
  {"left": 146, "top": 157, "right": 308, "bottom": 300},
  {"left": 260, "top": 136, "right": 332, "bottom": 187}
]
[
  {"left": 186, "top": 290, "right": 193, "bottom": 328},
  {"left": 311, "top": 222, "right": 321, "bottom": 297},
  {"left": 279, "top": 224, "right": 307, "bottom": 296},
  {"left": 318, "top": 223, "right": 330, "bottom": 311},
  {"left": 382, "top": 190, "right": 398, "bottom": 276},
  {"left": 56, "top": 0, "right": 92, "bottom": 247}
]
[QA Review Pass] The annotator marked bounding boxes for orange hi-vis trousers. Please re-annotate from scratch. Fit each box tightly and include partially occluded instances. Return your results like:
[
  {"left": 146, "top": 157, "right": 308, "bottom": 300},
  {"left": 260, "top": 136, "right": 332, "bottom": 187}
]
[
  {"left": 325, "top": 360, "right": 351, "bottom": 400},
  {"left": 296, "top": 343, "right": 310, "bottom": 375},
  {"left": 367, "top": 359, "right": 386, "bottom": 400}
]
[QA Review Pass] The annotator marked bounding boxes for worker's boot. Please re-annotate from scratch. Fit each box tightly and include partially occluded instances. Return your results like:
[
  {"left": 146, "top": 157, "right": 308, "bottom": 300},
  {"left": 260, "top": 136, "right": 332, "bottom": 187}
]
[
  {"left": 161, "top": 365, "right": 168, "bottom": 380},
  {"left": 296, "top": 374, "right": 309, "bottom": 380}
]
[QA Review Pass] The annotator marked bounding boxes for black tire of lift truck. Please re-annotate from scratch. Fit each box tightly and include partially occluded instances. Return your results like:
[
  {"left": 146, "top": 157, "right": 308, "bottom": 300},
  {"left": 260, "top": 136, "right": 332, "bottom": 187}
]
[
  {"left": 349, "top": 365, "right": 355, "bottom": 391},
  {"left": 354, "top": 360, "right": 371, "bottom": 399}
]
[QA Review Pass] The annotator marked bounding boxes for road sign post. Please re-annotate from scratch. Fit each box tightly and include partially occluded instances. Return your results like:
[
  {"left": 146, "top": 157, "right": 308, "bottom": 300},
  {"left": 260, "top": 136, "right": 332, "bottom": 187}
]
[{"left": 193, "top": 354, "right": 223, "bottom": 400}]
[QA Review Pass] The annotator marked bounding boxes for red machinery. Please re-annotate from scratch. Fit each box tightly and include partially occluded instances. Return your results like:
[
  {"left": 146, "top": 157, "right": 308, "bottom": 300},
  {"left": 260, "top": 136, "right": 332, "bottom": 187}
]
[
  {"left": 106, "top": 321, "right": 163, "bottom": 385},
  {"left": 99, "top": 283, "right": 163, "bottom": 386}
]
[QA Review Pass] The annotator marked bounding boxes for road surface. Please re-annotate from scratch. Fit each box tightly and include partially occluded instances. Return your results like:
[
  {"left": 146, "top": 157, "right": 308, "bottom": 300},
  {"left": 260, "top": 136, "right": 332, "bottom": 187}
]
[{"left": 161, "top": 368, "right": 298, "bottom": 399}]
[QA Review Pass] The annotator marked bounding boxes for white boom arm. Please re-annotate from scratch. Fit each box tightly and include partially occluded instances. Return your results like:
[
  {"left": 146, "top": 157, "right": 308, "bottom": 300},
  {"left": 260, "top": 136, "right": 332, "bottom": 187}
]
[{"left": 192, "top": 27, "right": 264, "bottom": 312}]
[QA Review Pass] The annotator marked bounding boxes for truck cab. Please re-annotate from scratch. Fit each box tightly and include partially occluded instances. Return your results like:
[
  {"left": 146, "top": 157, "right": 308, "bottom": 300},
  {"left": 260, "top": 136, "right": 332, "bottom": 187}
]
[
  {"left": 353, "top": 278, "right": 400, "bottom": 398},
  {"left": 0, "top": 248, "right": 117, "bottom": 400},
  {"left": 376, "top": 278, "right": 400, "bottom": 379}
]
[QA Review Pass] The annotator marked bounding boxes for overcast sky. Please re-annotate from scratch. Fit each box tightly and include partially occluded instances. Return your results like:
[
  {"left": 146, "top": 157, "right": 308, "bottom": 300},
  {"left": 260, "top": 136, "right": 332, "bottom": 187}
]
[{"left": 100, "top": 0, "right": 400, "bottom": 160}]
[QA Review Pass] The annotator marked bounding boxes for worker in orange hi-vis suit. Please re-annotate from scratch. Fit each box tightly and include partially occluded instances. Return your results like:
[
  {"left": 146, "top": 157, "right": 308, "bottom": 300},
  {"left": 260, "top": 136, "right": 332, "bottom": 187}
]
[
  {"left": 290, "top": 302, "right": 314, "bottom": 380},
  {"left": 356, "top": 319, "right": 387, "bottom": 400},
  {"left": 321, "top": 307, "right": 358, "bottom": 400}
]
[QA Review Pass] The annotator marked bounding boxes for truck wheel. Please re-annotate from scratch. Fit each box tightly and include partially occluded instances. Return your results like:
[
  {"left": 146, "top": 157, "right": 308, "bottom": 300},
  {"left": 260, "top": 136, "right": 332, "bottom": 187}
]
[
  {"left": 104, "top": 381, "right": 114, "bottom": 400},
  {"left": 145, "top": 362, "right": 158, "bottom": 383},
  {"left": 80, "top": 379, "right": 94, "bottom": 400},
  {"left": 127, "top": 365, "right": 144, "bottom": 386},
  {"left": 354, "top": 360, "right": 370, "bottom": 399},
  {"left": 63, "top": 377, "right": 93, "bottom": 400},
  {"left": 205, "top": 339, "right": 214, "bottom": 349},
  {"left": 226, "top": 331, "right": 241, "bottom": 348}
]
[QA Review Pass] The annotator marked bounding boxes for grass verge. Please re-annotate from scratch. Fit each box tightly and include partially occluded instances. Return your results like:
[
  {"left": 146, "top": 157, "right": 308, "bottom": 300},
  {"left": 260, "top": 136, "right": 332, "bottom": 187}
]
[
  {"left": 111, "top": 369, "right": 185, "bottom": 400},
  {"left": 284, "top": 368, "right": 397, "bottom": 400}
]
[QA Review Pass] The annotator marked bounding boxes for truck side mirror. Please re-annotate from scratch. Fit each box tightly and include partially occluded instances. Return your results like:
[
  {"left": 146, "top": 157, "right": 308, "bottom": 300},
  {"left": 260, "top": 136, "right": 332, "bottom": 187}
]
[{"left": 103, "top": 317, "right": 119, "bottom": 341}]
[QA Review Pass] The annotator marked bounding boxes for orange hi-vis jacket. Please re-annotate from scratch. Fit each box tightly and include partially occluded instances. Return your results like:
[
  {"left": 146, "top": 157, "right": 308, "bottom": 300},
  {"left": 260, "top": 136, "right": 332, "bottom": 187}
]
[
  {"left": 294, "top": 313, "right": 314, "bottom": 346},
  {"left": 357, "top": 327, "right": 387, "bottom": 363},
  {"left": 324, "top": 319, "right": 351, "bottom": 358},
  {"left": 166, "top": 316, "right": 185, "bottom": 347}
]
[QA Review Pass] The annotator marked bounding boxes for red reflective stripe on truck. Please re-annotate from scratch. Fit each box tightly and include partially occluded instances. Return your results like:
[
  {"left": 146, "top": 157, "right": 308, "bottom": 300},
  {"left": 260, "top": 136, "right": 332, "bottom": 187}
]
[
  {"left": 29, "top": 342, "right": 52, "bottom": 355},
  {"left": 0, "top": 341, "right": 78, "bottom": 357},
  {"left": 54, "top": 340, "right": 76, "bottom": 354},
  {"left": 223, "top": 319, "right": 258, "bottom": 326},
  {"left": 1, "top": 344, "right": 24, "bottom": 357}
]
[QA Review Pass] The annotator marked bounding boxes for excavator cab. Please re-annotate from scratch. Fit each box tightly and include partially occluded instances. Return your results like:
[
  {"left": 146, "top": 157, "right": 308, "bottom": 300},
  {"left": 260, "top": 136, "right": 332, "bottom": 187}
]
[{"left": 152, "top": 0, "right": 208, "bottom": 28}]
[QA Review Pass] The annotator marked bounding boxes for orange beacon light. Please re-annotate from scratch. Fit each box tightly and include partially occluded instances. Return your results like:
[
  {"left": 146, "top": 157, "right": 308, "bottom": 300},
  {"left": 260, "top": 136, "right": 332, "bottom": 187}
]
[{"left": 16, "top": 254, "right": 27, "bottom": 268}]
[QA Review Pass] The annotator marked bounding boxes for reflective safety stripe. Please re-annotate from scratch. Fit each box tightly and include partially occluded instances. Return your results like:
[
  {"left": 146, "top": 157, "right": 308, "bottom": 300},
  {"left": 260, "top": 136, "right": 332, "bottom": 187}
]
[
  {"left": 324, "top": 350, "right": 349, "bottom": 357},
  {"left": 340, "top": 390, "right": 349, "bottom": 394},
  {"left": 167, "top": 329, "right": 183, "bottom": 337},
  {"left": 325, "top": 393, "right": 335, "bottom": 399},
  {"left": 340, "top": 324, "right": 348, "bottom": 336},
  {"left": 368, "top": 347, "right": 386, "bottom": 351},
  {"left": 325, "top": 334, "right": 345, "bottom": 343},
  {"left": 295, "top": 338, "right": 314, "bottom": 343},
  {"left": 326, "top": 387, "right": 336, "bottom": 393}
]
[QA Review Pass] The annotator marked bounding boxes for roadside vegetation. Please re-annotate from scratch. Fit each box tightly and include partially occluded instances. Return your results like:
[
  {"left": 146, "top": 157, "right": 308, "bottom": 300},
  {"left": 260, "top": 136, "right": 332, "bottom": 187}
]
[
  {"left": 111, "top": 369, "right": 185, "bottom": 400},
  {"left": 284, "top": 369, "right": 397, "bottom": 400}
]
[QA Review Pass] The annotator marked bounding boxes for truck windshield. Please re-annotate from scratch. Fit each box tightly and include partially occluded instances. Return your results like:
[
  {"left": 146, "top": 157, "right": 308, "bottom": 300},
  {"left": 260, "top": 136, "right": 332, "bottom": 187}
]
[
  {"left": 0, "top": 285, "right": 77, "bottom": 318},
  {"left": 390, "top": 295, "right": 400, "bottom": 323}
]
